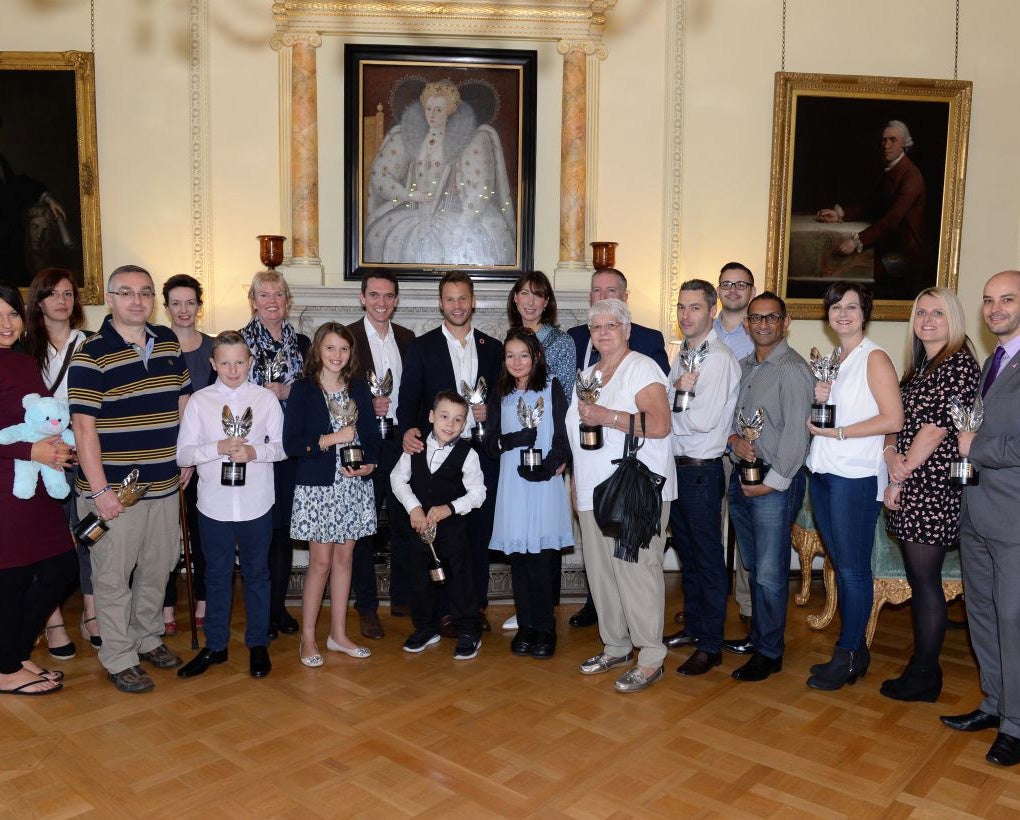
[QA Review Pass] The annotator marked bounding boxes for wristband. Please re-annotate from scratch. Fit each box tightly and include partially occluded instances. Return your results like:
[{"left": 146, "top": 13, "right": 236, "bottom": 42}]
[
  {"left": 882, "top": 445, "right": 896, "bottom": 454},
  {"left": 447, "top": 503, "right": 457, "bottom": 517},
  {"left": 836, "top": 427, "right": 846, "bottom": 441},
  {"left": 612, "top": 412, "right": 619, "bottom": 430},
  {"left": 88, "top": 485, "right": 113, "bottom": 499}
]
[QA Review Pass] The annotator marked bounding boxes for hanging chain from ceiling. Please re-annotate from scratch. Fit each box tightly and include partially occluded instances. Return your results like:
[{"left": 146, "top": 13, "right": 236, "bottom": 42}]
[
  {"left": 90, "top": 0, "right": 96, "bottom": 53},
  {"left": 953, "top": 0, "right": 960, "bottom": 79},
  {"left": 781, "top": 0, "right": 787, "bottom": 72}
]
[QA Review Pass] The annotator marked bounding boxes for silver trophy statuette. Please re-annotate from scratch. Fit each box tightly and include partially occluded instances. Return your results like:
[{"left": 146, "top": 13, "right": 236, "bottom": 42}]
[
  {"left": 73, "top": 468, "right": 152, "bottom": 549},
  {"left": 326, "top": 391, "right": 364, "bottom": 471},
  {"left": 736, "top": 407, "right": 766, "bottom": 485},
  {"left": 367, "top": 368, "right": 395, "bottom": 441},
  {"left": 220, "top": 405, "right": 254, "bottom": 486},
  {"left": 256, "top": 348, "right": 287, "bottom": 385},
  {"left": 461, "top": 378, "right": 488, "bottom": 445},
  {"left": 809, "top": 346, "right": 842, "bottom": 428},
  {"left": 673, "top": 340, "right": 710, "bottom": 413},
  {"left": 517, "top": 395, "right": 546, "bottom": 473},
  {"left": 575, "top": 369, "right": 604, "bottom": 450},
  {"left": 948, "top": 394, "right": 984, "bottom": 486},
  {"left": 421, "top": 522, "right": 445, "bottom": 583}
]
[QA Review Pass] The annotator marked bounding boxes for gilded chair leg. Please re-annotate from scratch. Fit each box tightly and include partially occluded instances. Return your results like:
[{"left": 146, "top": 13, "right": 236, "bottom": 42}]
[{"left": 807, "top": 555, "right": 838, "bottom": 630}]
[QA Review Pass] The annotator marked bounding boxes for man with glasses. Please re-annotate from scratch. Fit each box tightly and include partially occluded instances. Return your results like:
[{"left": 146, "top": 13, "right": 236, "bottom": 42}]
[
  {"left": 713, "top": 262, "right": 756, "bottom": 637},
  {"left": 724, "top": 292, "right": 812, "bottom": 682},
  {"left": 69, "top": 265, "right": 193, "bottom": 693},
  {"left": 566, "top": 266, "right": 669, "bottom": 628}
]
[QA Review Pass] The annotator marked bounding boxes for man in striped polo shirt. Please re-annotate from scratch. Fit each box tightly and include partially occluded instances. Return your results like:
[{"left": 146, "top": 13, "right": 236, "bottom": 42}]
[{"left": 69, "top": 264, "right": 193, "bottom": 693}]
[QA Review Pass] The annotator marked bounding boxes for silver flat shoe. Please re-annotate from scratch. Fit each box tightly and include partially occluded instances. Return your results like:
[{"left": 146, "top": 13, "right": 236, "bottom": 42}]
[
  {"left": 326, "top": 636, "right": 371, "bottom": 658},
  {"left": 579, "top": 652, "right": 633, "bottom": 675},
  {"left": 614, "top": 665, "right": 664, "bottom": 693}
]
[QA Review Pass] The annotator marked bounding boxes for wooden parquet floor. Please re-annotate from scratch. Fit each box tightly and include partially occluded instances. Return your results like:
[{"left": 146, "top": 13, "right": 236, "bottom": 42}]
[{"left": 1, "top": 575, "right": 1017, "bottom": 819}]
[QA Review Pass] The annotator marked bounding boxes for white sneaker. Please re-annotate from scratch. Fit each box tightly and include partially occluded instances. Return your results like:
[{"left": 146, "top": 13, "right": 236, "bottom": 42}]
[{"left": 502, "top": 614, "right": 518, "bottom": 630}]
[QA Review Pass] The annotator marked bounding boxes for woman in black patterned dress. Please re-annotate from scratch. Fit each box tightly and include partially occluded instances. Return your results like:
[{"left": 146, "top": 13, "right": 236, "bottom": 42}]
[{"left": 882, "top": 287, "right": 980, "bottom": 702}]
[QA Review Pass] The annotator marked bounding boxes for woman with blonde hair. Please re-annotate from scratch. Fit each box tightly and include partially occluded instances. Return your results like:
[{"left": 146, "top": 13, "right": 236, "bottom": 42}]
[
  {"left": 241, "top": 269, "right": 311, "bottom": 638},
  {"left": 881, "top": 287, "right": 980, "bottom": 702}
]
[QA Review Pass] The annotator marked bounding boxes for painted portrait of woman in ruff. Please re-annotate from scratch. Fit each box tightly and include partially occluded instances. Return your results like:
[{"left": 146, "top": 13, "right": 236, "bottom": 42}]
[{"left": 345, "top": 45, "right": 536, "bottom": 281}]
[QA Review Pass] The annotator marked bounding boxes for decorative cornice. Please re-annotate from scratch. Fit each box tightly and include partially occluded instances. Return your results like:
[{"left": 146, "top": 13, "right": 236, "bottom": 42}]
[
  {"left": 661, "top": 0, "right": 684, "bottom": 341},
  {"left": 270, "top": 32, "right": 323, "bottom": 50},
  {"left": 272, "top": 0, "right": 615, "bottom": 41}
]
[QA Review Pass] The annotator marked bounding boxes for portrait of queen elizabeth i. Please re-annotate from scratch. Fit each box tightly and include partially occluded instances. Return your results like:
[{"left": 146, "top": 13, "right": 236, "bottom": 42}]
[{"left": 364, "top": 76, "right": 517, "bottom": 268}]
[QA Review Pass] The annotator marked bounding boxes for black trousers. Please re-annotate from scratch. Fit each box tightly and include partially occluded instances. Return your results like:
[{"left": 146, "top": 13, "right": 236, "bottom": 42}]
[
  {"left": 509, "top": 550, "right": 557, "bottom": 634},
  {"left": 0, "top": 550, "right": 78, "bottom": 674},
  {"left": 410, "top": 520, "right": 477, "bottom": 636}
]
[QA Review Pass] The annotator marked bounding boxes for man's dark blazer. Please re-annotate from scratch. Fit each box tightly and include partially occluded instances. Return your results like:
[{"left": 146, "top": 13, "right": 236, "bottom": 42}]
[
  {"left": 345, "top": 316, "right": 415, "bottom": 384},
  {"left": 397, "top": 325, "right": 503, "bottom": 434},
  {"left": 567, "top": 321, "right": 669, "bottom": 374}
]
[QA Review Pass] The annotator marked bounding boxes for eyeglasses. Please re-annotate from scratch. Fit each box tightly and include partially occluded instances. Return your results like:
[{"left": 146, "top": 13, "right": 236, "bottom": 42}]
[
  {"left": 719, "top": 281, "right": 753, "bottom": 291},
  {"left": 588, "top": 321, "right": 623, "bottom": 333},
  {"left": 108, "top": 288, "right": 156, "bottom": 300},
  {"left": 747, "top": 313, "right": 783, "bottom": 325}
]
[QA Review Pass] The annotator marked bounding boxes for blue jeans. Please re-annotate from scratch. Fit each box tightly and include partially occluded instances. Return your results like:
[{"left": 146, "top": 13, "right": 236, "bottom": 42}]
[
  {"left": 669, "top": 459, "right": 727, "bottom": 653},
  {"left": 728, "top": 469, "right": 807, "bottom": 659},
  {"left": 198, "top": 510, "right": 272, "bottom": 650},
  {"left": 809, "top": 472, "right": 879, "bottom": 651}
]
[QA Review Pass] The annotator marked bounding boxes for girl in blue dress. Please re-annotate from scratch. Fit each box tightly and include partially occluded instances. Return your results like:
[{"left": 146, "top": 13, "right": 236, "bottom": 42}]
[{"left": 486, "top": 328, "right": 572, "bottom": 658}]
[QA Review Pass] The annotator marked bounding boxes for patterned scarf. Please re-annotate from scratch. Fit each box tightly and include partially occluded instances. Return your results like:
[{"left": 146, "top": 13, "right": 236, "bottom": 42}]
[{"left": 241, "top": 316, "right": 304, "bottom": 386}]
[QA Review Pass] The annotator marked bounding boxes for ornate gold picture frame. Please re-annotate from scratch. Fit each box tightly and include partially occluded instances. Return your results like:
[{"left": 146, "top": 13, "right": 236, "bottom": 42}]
[
  {"left": 0, "top": 51, "right": 103, "bottom": 304},
  {"left": 765, "top": 72, "right": 972, "bottom": 320}
]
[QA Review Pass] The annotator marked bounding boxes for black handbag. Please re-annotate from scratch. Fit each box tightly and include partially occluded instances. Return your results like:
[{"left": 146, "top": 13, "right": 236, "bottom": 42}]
[{"left": 592, "top": 412, "right": 667, "bottom": 562}]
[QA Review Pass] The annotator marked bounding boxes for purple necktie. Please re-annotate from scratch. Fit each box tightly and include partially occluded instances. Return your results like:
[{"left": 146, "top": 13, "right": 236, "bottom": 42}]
[{"left": 982, "top": 346, "right": 1006, "bottom": 397}]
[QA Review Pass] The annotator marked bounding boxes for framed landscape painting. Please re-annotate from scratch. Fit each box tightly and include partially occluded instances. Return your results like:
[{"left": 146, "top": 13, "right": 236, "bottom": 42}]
[
  {"left": 344, "top": 44, "right": 536, "bottom": 282},
  {"left": 764, "top": 72, "right": 972, "bottom": 320}
]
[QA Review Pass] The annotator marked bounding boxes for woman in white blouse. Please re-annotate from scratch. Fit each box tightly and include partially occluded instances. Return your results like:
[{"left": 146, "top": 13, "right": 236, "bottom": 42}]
[{"left": 24, "top": 268, "right": 94, "bottom": 656}]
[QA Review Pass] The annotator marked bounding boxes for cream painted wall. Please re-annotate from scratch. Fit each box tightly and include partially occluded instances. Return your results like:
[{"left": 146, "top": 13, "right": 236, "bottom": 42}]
[{"left": 6, "top": 0, "right": 1018, "bottom": 369}]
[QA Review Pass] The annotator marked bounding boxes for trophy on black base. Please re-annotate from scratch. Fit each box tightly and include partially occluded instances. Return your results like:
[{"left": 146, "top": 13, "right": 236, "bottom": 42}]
[
  {"left": 948, "top": 394, "right": 983, "bottom": 486},
  {"left": 255, "top": 348, "right": 286, "bottom": 386},
  {"left": 73, "top": 469, "right": 152, "bottom": 549},
  {"left": 672, "top": 339, "right": 709, "bottom": 413},
  {"left": 736, "top": 407, "right": 766, "bottom": 485},
  {"left": 517, "top": 396, "right": 545, "bottom": 474},
  {"left": 367, "top": 369, "right": 395, "bottom": 440},
  {"left": 576, "top": 369, "right": 604, "bottom": 450},
  {"left": 220, "top": 405, "right": 254, "bottom": 486},
  {"left": 326, "top": 391, "right": 364, "bottom": 471},
  {"left": 809, "top": 346, "right": 842, "bottom": 428},
  {"left": 421, "top": 522, "right": 445, "bottom": 583},
  {"left": 461, "top": 378, "right": 488, "bottom": 445}
]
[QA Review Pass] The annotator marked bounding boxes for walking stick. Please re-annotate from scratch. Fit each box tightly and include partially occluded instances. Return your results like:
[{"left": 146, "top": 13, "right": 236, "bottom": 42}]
[{"left": 178, "top": 484, "right": 199, "bottom": 650}]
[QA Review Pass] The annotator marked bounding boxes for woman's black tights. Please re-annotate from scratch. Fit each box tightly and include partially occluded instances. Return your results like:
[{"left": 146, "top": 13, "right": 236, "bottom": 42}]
[{"left": 900, "top": 540, "right": 947, "bottom": 666}]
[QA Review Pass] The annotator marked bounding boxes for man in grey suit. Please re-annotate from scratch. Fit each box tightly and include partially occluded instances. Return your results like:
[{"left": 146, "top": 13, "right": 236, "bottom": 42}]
[{"left": 942, "top": 269, "right": 1020, "bottom": 767}]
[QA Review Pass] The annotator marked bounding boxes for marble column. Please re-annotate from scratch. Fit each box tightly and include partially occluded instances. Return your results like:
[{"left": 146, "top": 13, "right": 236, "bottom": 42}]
[
  {"left": 289, "top": 34, "right": 321, "bottom": 267},
  {"left": 557, "top": 41, "right": 588, "bottom": 266}
]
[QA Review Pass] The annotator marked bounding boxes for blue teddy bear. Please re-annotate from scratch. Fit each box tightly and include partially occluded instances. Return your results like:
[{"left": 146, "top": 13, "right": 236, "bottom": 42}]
[{"left": 0, "top": 393, "right": 76, "bottom": 499}]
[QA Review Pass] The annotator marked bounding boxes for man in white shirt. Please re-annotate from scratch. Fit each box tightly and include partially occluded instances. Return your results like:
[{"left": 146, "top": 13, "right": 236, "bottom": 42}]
[
  {"left": 663, "top": 280, "right": 740, "bottom": 676},
  {"left": 346, "top": 272, "right": 415, "bottom": 637}
]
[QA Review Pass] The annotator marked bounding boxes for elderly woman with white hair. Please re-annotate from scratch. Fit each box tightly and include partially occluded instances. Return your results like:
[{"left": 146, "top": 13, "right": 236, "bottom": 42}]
[{"left": 566, "top": 298, "right": 676, "bottom": 693}]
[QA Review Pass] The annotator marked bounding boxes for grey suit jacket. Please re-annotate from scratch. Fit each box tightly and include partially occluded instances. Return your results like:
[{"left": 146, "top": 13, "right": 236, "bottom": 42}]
[{"left": 963, "top": 350, "right": 1020, "bottom": 542}]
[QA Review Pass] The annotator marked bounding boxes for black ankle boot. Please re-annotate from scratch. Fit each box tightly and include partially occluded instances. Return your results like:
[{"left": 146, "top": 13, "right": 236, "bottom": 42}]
[
  {"left": 806, "top": 647, "right": 865, "bottom": 690},
  {"left": 880, "top": 657, "right": 943, "bottom": 702},
  {"left": 810, "top": 644, "right": 870, "bottom": 677}
]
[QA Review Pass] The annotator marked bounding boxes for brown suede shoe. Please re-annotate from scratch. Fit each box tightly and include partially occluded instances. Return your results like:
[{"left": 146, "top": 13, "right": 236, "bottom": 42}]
[{"left": 359, "top": 610, "right": 384, "bottom": 640}]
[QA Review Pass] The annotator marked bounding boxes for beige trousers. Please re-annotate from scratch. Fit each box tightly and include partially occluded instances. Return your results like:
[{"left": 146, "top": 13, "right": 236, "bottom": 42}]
[
  {"left": 78, "top": 493, "right": 180, "bottom": 675},
  {"left": 579, "top": 504, "right": 670, "bottom": 669}
]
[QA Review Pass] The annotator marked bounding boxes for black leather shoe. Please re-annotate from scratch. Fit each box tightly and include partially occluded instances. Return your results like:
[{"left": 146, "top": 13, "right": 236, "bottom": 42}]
[
  {"left": 478, "top": 611, "right": 492, "bottom": 633},
  {"left": 569, "top": 603, "right": 598, "bottom": 628},
  {"left": 940, "top": 708, "right": 1000, "bottom": 732},
  {"left": 722, "top": 636, "right": 756, "bottom": 655},
  {"left": 987, "top": 732, "right": 1020, "bottom": 766},
  {"left": 731, "top": 652, "right": 782, "bottom": 682},
  {"left": 510, "top": 628, "right": 536, "bottom": 656},
  {"left": 530, "top": 631, "right": 556, "bottom": 659},
  {"left": 268, "top": 622, "right": 279, "bottom": 641},
  {"left": 278, "top": 612, "right": 299, "bottom": 635},
  {"left": 249, "top": 646, "right": 271, "bottom": 678},
  {"left": 677, "top": 649, "right": 721, "bottom": 676},
  {"left": 177, "top": 647, "right": 228, "bottom": 678},
  {"left": 663, "top": 629, "right": 697, "bottom": 648}
]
